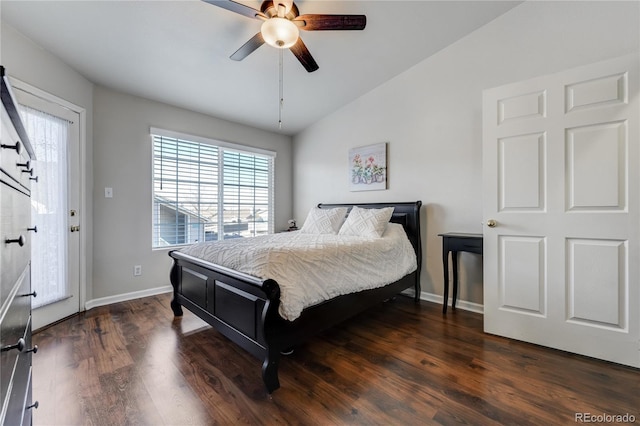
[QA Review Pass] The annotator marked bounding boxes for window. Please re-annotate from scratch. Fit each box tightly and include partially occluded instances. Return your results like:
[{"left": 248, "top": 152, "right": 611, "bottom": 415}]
[{"left": 152, "top": 129, "right": 275, "bottom": 248}]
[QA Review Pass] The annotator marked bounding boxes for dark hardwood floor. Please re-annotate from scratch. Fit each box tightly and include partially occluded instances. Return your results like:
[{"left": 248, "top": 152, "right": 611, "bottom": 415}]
[{"left": 32, "top": 293, "right": 638, "bottom": 425}]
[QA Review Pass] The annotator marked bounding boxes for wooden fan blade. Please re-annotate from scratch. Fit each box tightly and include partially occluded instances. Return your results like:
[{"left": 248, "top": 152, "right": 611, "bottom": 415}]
[
  {"left": 230, "top": 33, "right": 265, "bottom": 61},
  {"left": 289, "top": 37, "right": 319, "bottom": 72},
  {"left": 294, "top": 14, "right": 366, "bottom": 31},
  {"left": 202, "top": 0, "right": 266, "bottom": 20}
]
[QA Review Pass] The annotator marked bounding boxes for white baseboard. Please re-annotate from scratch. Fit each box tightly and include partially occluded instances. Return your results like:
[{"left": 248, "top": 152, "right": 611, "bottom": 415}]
[
  {"left": 418, "top": 291, "right": 484, "bottom": 314},
  {"left": 84, "top": 286, "right": 484, "bottom": 315},
  {"left": 84, "top": 285, "right": 173, "bottom": 311}
]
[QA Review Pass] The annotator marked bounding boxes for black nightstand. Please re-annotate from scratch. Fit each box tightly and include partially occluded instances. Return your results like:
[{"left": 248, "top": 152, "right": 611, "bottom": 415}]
[{"left": 438, "top": 233, "right": 483, "bottom": 314}]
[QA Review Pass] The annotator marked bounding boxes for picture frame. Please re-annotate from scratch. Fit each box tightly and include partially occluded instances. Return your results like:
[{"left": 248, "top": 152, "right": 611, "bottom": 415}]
[{"left": 349, "top": 142, "right": 387, "bottom": 191}]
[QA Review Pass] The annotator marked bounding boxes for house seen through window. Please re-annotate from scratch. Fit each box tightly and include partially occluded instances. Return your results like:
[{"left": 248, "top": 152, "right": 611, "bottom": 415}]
[{"left": 152, "top": 129, "right": 274, "bottom": 248}]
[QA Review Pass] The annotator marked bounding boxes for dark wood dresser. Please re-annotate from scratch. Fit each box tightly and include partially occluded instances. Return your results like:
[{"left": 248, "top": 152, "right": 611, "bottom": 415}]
[{"left": 0, "top": 66, "right": 38, "bottom": 425}]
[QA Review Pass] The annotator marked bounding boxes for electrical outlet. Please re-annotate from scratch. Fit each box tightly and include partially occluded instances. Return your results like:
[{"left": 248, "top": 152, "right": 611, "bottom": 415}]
[{"left": 133, "top": 265, "right": 142, "bottom": 276}]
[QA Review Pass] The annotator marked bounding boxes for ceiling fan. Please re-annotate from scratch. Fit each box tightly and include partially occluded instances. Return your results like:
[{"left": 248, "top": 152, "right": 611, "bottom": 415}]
[{"left": 203, "top": 0, "right": 367, "bottom": 72}]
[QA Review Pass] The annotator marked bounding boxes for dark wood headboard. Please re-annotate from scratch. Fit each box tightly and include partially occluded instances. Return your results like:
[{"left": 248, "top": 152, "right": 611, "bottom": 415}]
[{"left": 317, "top": 201, "right": 422, "bottom": 275}]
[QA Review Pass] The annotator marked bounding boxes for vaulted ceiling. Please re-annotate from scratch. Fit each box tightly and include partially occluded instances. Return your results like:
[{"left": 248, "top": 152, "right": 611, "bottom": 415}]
[{"left": 1, "top": 1, "right": 520, "bottom": 135}]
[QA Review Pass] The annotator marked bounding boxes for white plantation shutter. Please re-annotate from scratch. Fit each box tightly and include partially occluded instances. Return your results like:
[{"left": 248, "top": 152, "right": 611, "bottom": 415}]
[{"left": 152, "top": 128, "right": 274, "bottom": 248}]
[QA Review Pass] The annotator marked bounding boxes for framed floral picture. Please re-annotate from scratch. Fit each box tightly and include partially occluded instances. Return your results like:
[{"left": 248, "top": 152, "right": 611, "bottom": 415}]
[{"left": 349, "top": 142, "right": 387, "bottom": 191}]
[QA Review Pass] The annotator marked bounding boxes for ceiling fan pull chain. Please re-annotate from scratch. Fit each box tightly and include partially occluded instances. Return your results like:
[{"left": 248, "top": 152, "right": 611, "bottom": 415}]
[{"left": 279, "top": 48, "right": 284, "bottom": 129}]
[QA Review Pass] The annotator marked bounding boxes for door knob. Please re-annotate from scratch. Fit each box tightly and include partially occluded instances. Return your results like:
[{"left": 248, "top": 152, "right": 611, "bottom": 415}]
[{"left": 486, "top": 219, "right": 497, "bottom": 228}]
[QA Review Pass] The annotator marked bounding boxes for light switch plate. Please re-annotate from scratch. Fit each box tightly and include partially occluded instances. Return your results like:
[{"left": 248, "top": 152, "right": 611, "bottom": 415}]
[{"left": 105, "top": 187, "right": 113, "bottom": 198}]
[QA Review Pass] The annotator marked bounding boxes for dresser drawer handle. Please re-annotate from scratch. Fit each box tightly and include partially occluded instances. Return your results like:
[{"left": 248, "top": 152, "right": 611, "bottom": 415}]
[
  {"left": 26, "top": 345, "right": 38, "bottom": 354},
  {"left": 30, "top": 175, "right": 39, "bottom": 183},
  {"left": 26, "top": 401, "right": 39, "bottom": 411},
  {"left": 1, "top": 337, "right": 25, "bottom": 353},
  {"left": 28, "top": 226, "right": 38, "bottom": 233},
  {"left": 1, "top": 140, "right": 21, "bottom": 154},
  {"left": 20, "top": 291, "right": 37, "bottom": 298},
  {"left": 16, "top": 160, "right": 30, "bottom": 169},
  {"left": 21, "top": 168, "right": 34, "bottom": 177},
  {"left": 5, "top": 235, "right": 26, "bottom": 246}
]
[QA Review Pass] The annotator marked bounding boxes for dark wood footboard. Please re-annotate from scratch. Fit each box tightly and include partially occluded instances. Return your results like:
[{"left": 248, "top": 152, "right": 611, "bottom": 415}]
[
  {"left": 169, "top": 201, "right": 422, "bottom": 393},
  {"left": 169, "top": 251, "right": 284, "bottom": 392}
]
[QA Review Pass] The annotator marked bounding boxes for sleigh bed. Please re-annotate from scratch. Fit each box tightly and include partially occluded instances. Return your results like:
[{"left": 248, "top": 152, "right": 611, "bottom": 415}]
[{"left": 168, "top": 201, "right": 422, "bottom": 393}]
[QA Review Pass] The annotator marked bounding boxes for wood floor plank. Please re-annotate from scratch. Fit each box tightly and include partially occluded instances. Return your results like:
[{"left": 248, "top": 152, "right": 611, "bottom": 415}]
[{"left": 32, "top": 293, "right": 639, "bottom": 425}]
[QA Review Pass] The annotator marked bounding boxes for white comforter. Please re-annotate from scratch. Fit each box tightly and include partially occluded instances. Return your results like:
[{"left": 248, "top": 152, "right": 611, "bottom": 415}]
[{"left": 178, "top": 223, "right": 417, "bottom": 321}]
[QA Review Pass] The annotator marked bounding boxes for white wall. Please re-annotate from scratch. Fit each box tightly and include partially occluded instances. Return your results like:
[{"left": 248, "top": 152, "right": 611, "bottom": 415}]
[
  {"left": 292, "top": 1, "right": 640, "bottom": 308},
  {"left": 1, "top": 22, "right": 96, "bottom": 302},
  {"left": 92, "top": 86, "right": 293, "bottom": 300}
]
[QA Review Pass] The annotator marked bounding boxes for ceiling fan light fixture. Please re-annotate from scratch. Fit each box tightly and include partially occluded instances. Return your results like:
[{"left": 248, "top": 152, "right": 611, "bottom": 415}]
[{"left": 261, "top": 17, "right": 299, "bottom": 49}]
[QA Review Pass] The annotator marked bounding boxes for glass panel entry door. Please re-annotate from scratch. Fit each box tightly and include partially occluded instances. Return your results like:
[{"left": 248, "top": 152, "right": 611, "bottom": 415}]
[
  {"left": 16, "top": 85, "right": 81, "bottom": 330},
  {"left": 21, "top": 106, "right": 70, "bottom": 308}
]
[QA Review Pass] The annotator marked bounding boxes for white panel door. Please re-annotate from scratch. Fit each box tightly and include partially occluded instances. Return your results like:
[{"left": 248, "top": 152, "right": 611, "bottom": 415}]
[{"left": 482, "top": 54, "right": 639, "bottom": 367}]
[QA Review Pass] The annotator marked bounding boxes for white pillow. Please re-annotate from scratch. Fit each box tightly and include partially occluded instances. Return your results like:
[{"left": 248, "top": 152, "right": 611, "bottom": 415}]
[
  {"left": 299, "top": 207, "right": 348, "bottom": 234},
  {"left": 338, "top": 206, "right": 395, "bottom": 238}
]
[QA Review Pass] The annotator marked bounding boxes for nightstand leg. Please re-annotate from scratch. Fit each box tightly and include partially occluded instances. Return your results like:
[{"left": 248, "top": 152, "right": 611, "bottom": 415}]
[
  {"left": 452, "top": 251, "right": 459, "bottom": 310},
  {"left": 442, "top": 248, "right": 449, "bottom": 314}
]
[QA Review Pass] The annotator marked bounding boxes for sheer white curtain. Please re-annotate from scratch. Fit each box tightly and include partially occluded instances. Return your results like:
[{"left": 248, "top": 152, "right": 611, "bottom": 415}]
[{"left": 20, "top": 105, "right": 70, "bottom": 308}]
